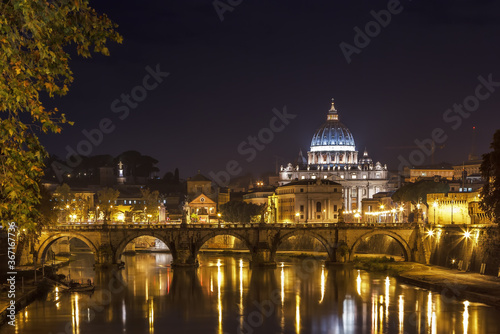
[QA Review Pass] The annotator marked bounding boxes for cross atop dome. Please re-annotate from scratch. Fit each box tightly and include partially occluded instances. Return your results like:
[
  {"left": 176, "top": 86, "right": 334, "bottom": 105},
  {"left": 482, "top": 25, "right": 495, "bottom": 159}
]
[
  {"left": 327, "top": 98, "right": 339, "bottom": 121},
  {"left": 329, "top": 98, "right": 336, "bottom": 111}
]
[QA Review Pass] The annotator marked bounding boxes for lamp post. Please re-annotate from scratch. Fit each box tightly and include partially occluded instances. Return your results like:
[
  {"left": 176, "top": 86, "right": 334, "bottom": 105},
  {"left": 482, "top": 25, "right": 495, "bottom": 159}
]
[
  {"left": 295, "top": 212, "right": 300, "bottom": 224},
  {"left": 323, "top": 209, "right": 326, "bottom": 223},
  {"left": 433, "top": 201, "right": 437, "bottom": 226},
  {"left": 217, "top": 212, "right": 221, "bottom": 227},
  {"left": 380, "top": 204, "right": 385, "bottom": 223},
  {"left": 451, "top": 197, "right": 454, "bottom": 224},
  {"left": 416, "top": 202, "right": 421, "bottom": 223}
]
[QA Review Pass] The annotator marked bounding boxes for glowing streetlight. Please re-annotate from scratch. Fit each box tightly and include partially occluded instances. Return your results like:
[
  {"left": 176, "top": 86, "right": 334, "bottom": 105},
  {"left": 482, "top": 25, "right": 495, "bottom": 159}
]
[{"left": 464, "top": 231, "right": 471, "bottom": 239}]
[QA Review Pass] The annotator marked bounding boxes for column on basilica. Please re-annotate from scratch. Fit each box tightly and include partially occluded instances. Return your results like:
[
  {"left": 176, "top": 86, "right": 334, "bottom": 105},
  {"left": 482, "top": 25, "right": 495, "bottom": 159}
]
[{"left": 357, "top": 187, "right": 362, "bottom": 210}]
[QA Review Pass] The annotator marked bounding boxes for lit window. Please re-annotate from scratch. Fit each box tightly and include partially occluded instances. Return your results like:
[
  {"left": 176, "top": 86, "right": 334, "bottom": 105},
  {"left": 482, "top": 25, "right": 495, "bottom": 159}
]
[
  {"left": 363, "top": 174, "right": 367, "bottom": 179},
  {"left": 352, "top": 174, "right": 357, "bottom": 179},
  {"left": 324, "top": 175, "right": 327, "bottom": 179},
  {"left": 312, "top": 175, "right": 317, "bottom": 179},
  {"left": 340, "top": 175, "right": 344, "bottom": 179},
  {"left": 301, "top": 176, "right": 305, "bottom": 179}
]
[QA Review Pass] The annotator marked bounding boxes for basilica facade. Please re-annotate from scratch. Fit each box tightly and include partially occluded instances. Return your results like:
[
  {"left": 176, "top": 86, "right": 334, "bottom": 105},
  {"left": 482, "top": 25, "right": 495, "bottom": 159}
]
[{"left": 278, "top": 99, "right": 389, "bottom": 212}]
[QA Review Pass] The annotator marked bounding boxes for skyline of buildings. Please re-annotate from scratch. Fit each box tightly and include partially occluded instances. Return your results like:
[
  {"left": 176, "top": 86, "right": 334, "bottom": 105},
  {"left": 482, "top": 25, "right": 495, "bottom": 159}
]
[{"left": 43, "top": 97, "right": 493, "bottom": 226}]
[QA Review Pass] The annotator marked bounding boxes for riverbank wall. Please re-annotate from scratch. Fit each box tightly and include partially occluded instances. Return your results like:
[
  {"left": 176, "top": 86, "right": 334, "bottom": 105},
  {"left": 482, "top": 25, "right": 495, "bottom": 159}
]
[
  {"left": 426, "top": 224, "right": 500, "bottom": 276},
  {"left": 0, "top": 281, "right": 46, "bottom": 327}
]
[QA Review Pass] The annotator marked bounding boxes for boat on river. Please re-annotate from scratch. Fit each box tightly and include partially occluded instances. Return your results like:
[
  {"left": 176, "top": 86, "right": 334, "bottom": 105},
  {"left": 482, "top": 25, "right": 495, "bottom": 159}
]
[{"left": 44, "top": 277, "right": 95, "bottom": 293}]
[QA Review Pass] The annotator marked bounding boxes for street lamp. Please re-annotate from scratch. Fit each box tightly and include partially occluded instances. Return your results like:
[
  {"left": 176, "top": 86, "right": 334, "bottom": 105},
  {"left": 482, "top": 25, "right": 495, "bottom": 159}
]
[
  {"left": 295, "top": 212, "right": 300, "bottom": 223},
  {"left": 416, "top": 202, "right": 421, "bottom": 222},
  {"left": 451, "top": 197, "right": 454, "bottom": 224},
  {"left": 354, "top": 212, "right": 360, "bottom": 224},
  {"left": 433, "top": 201, "right": 437, "bottom": 226},
  {"left": 323, "top": 209, "right": 326, "bottom": 223},
  {"left": 217, "top": 212, "right": 221, "bottom": 226}
]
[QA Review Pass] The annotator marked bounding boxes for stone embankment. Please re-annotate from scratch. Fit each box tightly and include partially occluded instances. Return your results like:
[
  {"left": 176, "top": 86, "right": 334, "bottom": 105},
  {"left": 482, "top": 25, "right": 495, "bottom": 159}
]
[{"left": 396, "top": 263, "right": 500, "bottom": 308}]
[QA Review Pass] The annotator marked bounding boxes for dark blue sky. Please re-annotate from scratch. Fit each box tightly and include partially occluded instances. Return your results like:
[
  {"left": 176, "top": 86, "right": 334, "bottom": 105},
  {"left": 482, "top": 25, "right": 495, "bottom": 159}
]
[{"left": 41, "top": 0, "right": 500, "bottom": 179}]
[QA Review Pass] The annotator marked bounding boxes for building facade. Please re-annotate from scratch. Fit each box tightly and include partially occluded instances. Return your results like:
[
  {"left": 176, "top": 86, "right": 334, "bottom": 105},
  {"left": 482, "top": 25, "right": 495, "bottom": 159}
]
[
  {"left": 279, "top": 99, "right": 390, "bottom": 211},
  {"left": 268, "top": 179, "right": 343, "bottom": 224},
  {"left": 427, "top": 191, "right": 491, "bottom": 225}
]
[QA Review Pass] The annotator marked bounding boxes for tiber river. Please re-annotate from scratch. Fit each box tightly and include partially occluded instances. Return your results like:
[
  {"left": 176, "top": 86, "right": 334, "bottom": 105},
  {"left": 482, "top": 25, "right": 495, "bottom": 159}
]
[{"left": 3, "top": 252, "right": 500, "bottom": 334}]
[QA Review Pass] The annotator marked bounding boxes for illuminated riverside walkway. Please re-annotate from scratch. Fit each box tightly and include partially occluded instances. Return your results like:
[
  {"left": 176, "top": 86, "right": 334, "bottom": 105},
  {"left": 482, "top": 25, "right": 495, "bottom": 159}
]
[{"left": 18, "top": 222, "right": 490, "bottom": 268}]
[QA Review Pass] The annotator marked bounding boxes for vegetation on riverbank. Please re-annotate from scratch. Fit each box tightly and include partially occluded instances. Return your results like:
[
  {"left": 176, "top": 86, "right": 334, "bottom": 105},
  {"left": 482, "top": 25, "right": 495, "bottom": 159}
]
[{"left": 353, "top": 256, "right": 415, "bottom": 275}]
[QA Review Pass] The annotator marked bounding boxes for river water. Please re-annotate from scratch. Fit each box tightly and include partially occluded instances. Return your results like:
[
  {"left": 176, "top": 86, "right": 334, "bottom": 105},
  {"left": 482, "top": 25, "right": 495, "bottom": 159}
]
[{"left": 3, "top": 252, "right": 500, "bottom": 334}]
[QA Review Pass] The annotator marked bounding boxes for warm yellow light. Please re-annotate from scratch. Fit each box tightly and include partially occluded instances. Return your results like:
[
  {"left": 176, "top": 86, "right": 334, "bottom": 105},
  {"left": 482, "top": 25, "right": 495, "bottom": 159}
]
[
  {"left": 380, "top": 205, "right": 385, "bottom": 210},
  {"left": 433, "top": 201, "right": 438, "bottom": 208},
  {"left": 464, "top": 231, "right": 471, "bottom": 239},
  {"left": 417, "top": 203, "right": 421, "bottom": 209},
  {"left": 217, "top": 213, "right": 221, "bottom": 217},
  {"left": 295, "top": 212, "right": 300, "bottom": 217},
  {"left": 399, "top": 207, "right": 404, "bottom": 212},
  {"left": 427, "top": 229, "right": 434, "bottom": 237}
]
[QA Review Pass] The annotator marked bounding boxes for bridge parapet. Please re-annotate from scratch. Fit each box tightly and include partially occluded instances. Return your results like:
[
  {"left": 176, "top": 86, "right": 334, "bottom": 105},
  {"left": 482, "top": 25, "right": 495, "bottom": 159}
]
[{"left": 46, "top": 222, "right": 423, "bottom": 231}]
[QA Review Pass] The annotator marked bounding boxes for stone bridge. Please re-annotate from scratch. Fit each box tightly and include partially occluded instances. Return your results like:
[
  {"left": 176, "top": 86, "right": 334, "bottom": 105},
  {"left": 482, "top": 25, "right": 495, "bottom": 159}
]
[{"left": 20, "top": 222, "right": 430, "bottom": 268}]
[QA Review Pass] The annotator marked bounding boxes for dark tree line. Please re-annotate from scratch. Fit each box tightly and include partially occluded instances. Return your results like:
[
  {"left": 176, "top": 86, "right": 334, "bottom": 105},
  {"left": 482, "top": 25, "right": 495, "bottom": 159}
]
[
  {"left": 480, "top": 129, "right": 500, "bottom": 223},
  {"left": 220, "top": 201, "right": 263, "bottom": 223},
  {"left": 392, "top": 180, "right": 449, "bottom": 206}
]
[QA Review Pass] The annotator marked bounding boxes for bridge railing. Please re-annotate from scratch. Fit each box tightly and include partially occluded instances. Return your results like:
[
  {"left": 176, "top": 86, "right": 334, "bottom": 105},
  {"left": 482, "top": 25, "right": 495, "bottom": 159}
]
[{"left": 44, "top": 221, "right": 421, "bottom": 231}]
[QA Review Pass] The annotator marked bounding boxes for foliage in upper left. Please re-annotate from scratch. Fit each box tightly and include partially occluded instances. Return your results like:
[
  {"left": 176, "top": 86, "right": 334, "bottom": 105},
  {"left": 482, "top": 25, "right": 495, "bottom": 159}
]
[{"left": 0, "top": 0, "right": 122, "bottom": 234}]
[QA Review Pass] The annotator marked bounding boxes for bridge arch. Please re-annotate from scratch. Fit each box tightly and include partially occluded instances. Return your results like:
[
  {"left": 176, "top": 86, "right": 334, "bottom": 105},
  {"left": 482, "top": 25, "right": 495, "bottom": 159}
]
[
  {"left": 114, "top": 231, "right": 172, "bottom": 264},
  {"left": 275, "top": 230, "right": 334, "bottom": 259},
  {"left": 194, "top": 231, "right": 252, "bottom": 255},
  {"left": 350, "top": 230, "right": 412, "bottom": 262},
  {"left": 37, "top": 233, "right": 99, "bottom": 264}
]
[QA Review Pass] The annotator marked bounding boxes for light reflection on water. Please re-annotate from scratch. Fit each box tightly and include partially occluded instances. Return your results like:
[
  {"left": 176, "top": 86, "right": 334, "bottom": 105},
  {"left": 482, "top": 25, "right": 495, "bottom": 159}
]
[{"left": 3, "top": 252, "right": 500, "bottom": 334}]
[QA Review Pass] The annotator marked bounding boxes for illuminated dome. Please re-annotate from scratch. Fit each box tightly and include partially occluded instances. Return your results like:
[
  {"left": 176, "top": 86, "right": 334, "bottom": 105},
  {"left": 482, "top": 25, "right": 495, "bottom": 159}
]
[
  {"left": 307, "top": 99, "right": 358, "bottom": 166},
  {"left": 310, "top": 112, "right": 355, "bottom": 152}
]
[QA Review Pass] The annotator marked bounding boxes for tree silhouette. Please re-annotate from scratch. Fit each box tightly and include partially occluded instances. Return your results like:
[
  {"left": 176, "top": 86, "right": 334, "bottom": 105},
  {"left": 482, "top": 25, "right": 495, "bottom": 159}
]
[{"left": 480, "top": 130, "right": 500, "bottom": 223}]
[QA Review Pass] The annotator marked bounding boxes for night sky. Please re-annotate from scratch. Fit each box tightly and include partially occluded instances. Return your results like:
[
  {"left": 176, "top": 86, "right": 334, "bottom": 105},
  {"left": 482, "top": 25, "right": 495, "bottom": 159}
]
[{"left": 41, "top": 0, "right": 500, "bottom": 180}]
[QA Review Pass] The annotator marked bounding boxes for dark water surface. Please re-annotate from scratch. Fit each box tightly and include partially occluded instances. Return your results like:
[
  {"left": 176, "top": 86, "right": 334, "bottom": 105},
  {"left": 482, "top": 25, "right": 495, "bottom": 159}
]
[{"left": 3, "top": 252, "right": 500, "bottom": 334}]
